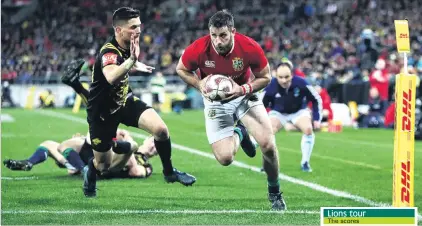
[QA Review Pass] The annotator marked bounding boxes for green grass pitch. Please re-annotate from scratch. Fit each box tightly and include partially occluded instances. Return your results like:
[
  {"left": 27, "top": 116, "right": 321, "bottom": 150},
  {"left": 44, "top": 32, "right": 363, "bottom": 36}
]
[{"left": 1, "top": 109, "right": 421, "bottom": 225}]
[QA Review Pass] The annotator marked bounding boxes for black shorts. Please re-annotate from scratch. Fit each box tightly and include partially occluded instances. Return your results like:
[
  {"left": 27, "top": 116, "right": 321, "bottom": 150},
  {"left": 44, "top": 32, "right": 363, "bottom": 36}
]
[{"left": 88, "top": 95, "right": 151, "bottom": 152}]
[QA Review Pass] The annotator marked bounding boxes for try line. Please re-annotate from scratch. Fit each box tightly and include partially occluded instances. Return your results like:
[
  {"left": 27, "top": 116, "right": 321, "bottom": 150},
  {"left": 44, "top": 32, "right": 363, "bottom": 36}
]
[{"left": 1, "top": 209, "right": 319, "bottom": 215}]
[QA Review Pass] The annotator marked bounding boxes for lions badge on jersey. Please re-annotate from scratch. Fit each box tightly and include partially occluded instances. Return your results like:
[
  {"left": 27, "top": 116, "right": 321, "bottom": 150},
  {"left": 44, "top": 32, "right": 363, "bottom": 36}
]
[
  {"left": 232, "top": 57, "right": 244, "bottom": 71},
  {"left": 294, "top": 87, "right": 300, "bottom": 97}
]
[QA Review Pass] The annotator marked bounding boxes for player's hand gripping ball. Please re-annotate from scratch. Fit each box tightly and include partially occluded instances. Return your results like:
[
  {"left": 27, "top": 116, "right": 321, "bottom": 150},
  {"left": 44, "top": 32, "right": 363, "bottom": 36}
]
[{"left": 204, "top": 74, "right": 233, "bottom": 101}]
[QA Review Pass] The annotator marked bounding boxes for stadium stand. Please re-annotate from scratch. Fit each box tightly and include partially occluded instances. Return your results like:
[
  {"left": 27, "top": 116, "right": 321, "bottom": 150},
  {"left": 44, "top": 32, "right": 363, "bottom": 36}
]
[{"left": 1, "top": 0, "right": 422, "bottom": 129}]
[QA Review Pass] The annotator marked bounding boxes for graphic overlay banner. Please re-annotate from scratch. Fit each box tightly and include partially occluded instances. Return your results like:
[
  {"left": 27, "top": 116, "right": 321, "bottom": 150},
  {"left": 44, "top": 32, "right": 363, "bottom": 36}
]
[
  {"left": 393, "top": 74, "right": 416, "bottom": 207},
  {"left": 321, "top": 207, "right": 417, "bottom": 225},
  {"left": 394, "top": 20, "right": 410, "bottom": 53}
]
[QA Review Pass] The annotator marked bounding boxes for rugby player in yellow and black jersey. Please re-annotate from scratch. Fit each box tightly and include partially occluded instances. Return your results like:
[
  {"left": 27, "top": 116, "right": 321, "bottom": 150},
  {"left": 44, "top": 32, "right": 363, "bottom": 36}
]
[{"left": 82, "top": 7, "right": 196, "bottom": 197}]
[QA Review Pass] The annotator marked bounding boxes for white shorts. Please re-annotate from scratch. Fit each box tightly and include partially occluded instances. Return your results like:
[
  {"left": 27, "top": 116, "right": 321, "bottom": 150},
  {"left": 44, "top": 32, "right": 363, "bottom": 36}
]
[
  {"left": 204, "top": 94, "right": 262, "bottom": 144},
  {"left": 269, "top": 109, "right": 311, "bottom": 126}
]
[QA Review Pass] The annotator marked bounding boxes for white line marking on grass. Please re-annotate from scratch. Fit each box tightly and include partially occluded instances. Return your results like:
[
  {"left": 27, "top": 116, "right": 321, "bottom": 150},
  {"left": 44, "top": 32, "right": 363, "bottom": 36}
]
[
  {"left": 1, "top": 114, "right": 15, "bottom": 122},
  {"left": 318, "top": 136, "right": 394, "bottom": 149},
  {"left": 307, "top": 134, "right": 422, "bottom": 154},
  {"left": 1, "top": 209, "right": 319, "bottom": 215},
  {"left": 278, "top": 147, "right": 382, "bottom": 170},
  {"left": 33, "top": 110, "right": 422, "bottom": 221},
  {"left": 1, "top": 133, "right": 66, "bottom": 138},
  {"left": 1, "top": 176, "right": 37, "bottom": 180}
]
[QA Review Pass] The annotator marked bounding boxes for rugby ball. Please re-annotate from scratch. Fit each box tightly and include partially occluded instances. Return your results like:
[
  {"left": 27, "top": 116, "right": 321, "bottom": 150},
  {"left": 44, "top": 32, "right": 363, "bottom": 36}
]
[{"left": 204, "top": 74, "right": 233, "bottom": 101}]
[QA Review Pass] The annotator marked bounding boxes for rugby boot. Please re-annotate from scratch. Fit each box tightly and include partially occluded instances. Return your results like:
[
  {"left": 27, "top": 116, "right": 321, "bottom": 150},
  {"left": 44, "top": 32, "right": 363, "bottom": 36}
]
[
  {"left": 301, "top": 161, "right": 312, "bottom": 172},
  {"left": 268, "top": 192, "right": 287, "bottom": 211},
  {"left": 62, "top": 59, "right": 85, "bottom": 86},
  {"left": 164, "top": 168, "right": 196, "bottom": 186},
  {"left": 82, "top": 164, "right": 97, "bottom": 198},
  {"left": 3, "top": 159, "right": 33, "bottom": 171}
]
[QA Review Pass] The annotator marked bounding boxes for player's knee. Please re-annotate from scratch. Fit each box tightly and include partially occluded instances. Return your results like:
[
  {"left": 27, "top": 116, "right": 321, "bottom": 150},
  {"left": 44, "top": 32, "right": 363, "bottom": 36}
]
[
  {"left": 303, "top": 127, "right": 313, "bottom": 136},
  {"left": 259, "top": 138, "right": 276, "bottom": 152},
  {"left": 216, "top": 154, "right": 234, "bottom": 166},
  {"left": 153, "top": 124, "right": 169, "bottom": 141},
  {"left": 95, "top": 162, "right": 110, "bottom": 172},
  {"left": 40, "top": 140, "right": 54, "bottom": 146},
  {"left": 40, "top": 140, "right": 56, "bottom": 150},
  {"left": 214, "top": 148, "right": 234, "bottom": 166},
  {"left": 91, "top": 140, "right": 112, "bottom": 153},
  {"left": 130, "top": 141, "right": 139, "bottom": 153},
  {"left": 112, "top": 141, "right": 133, "bottom": 154}
]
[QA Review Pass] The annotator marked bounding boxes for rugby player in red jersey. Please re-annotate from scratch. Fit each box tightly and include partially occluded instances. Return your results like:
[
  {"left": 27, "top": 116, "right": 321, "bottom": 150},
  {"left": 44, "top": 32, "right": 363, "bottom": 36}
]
[{"left": 176, "top": 10, "right": 285, "bottom": 210}]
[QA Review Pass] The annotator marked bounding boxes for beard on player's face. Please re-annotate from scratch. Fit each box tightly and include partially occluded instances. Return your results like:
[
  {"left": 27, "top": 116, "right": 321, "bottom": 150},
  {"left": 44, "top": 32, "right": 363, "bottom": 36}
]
[
  {"left": 214, "top": 34, "right": 233, "bottom": 55},
  {"left": 210, "top": 26, "right": 234, "bottom": 55}
]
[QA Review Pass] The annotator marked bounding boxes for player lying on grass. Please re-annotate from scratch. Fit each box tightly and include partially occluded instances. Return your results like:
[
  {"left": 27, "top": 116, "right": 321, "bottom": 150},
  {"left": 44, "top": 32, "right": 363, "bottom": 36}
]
[
  {"left": 3, "top": 129, "right": 156, "bottom": 179},
  {"left": 263, "top": 60, "right": 322, "bottom": 172}
]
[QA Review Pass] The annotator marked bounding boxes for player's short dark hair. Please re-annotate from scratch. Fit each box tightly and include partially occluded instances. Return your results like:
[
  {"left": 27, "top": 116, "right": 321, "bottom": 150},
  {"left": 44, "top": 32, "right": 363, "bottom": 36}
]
[
  {"left": 112, "top": 7, "right": 140, "bottom": 27},
  {"left": 208, "top": 9, "right": 234, "bottom": 29}
]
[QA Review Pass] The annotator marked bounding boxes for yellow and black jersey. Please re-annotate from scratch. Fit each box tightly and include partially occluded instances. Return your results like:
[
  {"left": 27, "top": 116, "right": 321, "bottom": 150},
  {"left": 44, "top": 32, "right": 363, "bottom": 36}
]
[{"left": 87, "top": 36, "right": 132, "bottom": 118}]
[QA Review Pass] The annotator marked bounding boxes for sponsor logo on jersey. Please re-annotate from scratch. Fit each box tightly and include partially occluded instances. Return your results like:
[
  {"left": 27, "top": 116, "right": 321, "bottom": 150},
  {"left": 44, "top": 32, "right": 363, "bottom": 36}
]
[
  {"left": 205, "top": 60, "right": 215, "bottom": 68},
  {"left": 102, "top": 53, "right": 118, "bottom": 66}
]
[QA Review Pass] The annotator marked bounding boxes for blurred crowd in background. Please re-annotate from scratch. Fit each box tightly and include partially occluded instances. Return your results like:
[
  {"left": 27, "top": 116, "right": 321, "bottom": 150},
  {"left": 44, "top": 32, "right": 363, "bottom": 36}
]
[{"left": 1, "top": 0, "right": 422, "bottom": 132}]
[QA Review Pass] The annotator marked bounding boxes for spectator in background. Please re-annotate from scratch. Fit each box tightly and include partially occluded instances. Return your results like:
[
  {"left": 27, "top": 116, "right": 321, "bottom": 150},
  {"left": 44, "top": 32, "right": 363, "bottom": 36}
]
[
  {"left": 384, "top": 101, "right": 395, "bottom": 129},
  {"left": 1, "top": 81, "right": 16, "bottom": 107},
  {"left": 369, "top": 58, "right": 389, "bottom": 102},
  {"left": 358, "top": 29, "right": 379, "bottom": 73},
  {"left": 359, "top": 87, "right": 387, "bottom": 128},
  {"left": 1, "top": 0, "right": 422, "bottom": 102},
  {"left": 184, "top": 85, "right": 204, "bottom": 109},
  {"left": 311, "top": 82, "right": 333, "bottom": 125},
  {"left": 39, "top": 89, "right": 55, "bottom": 108}
]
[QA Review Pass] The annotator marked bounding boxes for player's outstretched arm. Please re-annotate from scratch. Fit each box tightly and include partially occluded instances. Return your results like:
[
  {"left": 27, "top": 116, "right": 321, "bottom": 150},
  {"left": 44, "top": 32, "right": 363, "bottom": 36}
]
[
  {"left": 103, "top": 34, "right": 139, "bottom": 85},
  {"left": 132, "top": 61, "right": 155, "bottom": 73}
]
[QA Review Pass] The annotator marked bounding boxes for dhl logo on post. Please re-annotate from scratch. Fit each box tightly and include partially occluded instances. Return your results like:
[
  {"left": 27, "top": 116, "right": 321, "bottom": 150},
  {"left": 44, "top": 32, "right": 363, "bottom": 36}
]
[
  {"left": 401, "top": 89, "right": 412, "bottom": 131},
  {"left": 394, "top": 20, "right": 410, "bottom": 53},
  {"left": 393, "top": 74, "right": 416, "bottom": 207}
]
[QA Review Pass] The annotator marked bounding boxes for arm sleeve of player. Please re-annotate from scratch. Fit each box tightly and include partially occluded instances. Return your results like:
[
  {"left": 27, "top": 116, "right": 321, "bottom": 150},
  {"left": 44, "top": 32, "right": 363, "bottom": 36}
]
[
  {"left": 305, "top": 85, "right": 323, "bottom": 122},
  {"left": 100, "top": 48, "right": 123, "bottom": 68},
  {"left": 249, "top": 40, "right": 269, "bottom": 73},
  {"left": 262, "top": 79, "right": 277, "bottom": 107},
  {"left": 181, "top": 42, "right": 199, "bottom": 71},
  {"left": 262, "top": 82, "right": 275, "bottom": 108},
  {"left": 262, "top": 91, "right": 273, "bottom": 108}
]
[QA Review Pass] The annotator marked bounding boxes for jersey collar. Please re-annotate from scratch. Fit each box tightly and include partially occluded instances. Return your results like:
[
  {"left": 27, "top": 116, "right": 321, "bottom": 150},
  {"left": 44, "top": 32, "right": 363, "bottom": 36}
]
[{"left": 112, "top": 36, "right": 129, "bottom": 54}]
